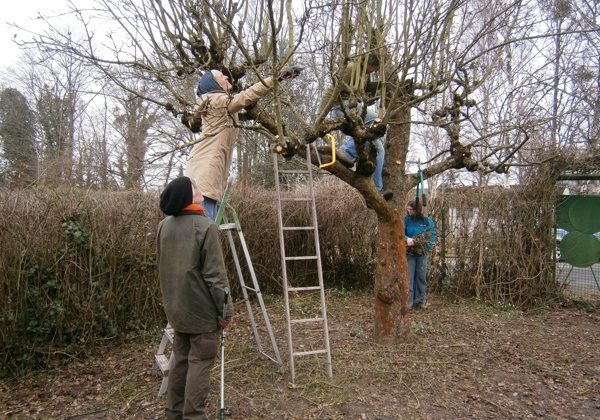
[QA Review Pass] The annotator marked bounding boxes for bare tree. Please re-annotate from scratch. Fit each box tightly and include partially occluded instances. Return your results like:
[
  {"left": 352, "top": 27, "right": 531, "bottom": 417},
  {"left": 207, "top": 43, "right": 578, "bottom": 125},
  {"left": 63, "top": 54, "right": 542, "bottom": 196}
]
[
  {"left": 4, "top": 47, "right": 96, "bottom": 186},
  {"left": 112, "top": 93, "right": 160, "bottom": 189},
  {"left": 18, "top": 0, "right": 599, "bottom": 340},
  {"left": 77, "top": 96, "right": 118, "bottom": 189}
]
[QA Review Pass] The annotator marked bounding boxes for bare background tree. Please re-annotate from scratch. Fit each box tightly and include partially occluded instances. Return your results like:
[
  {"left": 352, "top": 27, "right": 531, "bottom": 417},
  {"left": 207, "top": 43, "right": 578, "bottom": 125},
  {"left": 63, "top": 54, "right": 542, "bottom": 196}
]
[
  {"left": 112, "top": 93, "right": 160, "bottom": 189},
  {"left": 3, "top": 0, "right": 597, "bottom": 340}
]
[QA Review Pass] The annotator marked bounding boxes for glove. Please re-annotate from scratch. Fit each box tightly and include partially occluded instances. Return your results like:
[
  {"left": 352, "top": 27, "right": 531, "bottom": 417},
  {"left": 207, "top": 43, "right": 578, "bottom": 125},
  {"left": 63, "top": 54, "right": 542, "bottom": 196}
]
[
  {"left": 219, "top": 316, "right": 234, "bottom": 329},
  {"left": 278, "top": 66, "right": 303, "bottom": 81}
]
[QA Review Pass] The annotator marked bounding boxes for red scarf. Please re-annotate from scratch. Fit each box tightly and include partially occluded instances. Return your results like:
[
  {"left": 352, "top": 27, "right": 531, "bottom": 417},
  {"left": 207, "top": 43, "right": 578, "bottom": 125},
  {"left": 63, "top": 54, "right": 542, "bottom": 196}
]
[{"left": 179, "top": 203, "right": 206, "bottom": 216}]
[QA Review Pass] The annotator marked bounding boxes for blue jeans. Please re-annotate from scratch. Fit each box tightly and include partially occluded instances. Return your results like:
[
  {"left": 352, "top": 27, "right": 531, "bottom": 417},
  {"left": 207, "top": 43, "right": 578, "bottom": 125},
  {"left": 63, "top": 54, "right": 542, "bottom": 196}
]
[
  {"left": 407, "top": 254, "right": 428, "bottom": 307},
  {"left": 331, "top": 105, "right": 385, "bottom": 191},
  {"left": 202, "top": 197, "right": 219, "bottom": 221}
]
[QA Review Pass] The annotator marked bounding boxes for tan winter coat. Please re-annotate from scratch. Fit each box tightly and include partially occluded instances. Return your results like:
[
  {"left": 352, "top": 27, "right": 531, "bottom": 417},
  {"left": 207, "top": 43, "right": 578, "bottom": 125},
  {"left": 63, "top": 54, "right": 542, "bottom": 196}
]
[{"left": 185, "top": 77, "right": 274, "bottom": 202}]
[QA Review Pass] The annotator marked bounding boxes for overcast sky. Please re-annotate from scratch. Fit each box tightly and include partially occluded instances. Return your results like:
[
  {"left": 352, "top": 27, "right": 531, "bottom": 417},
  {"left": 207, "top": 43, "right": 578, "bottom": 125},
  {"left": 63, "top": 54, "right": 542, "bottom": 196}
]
[{"left": 1, "top": 0, "right": 68, "bottom": 69}]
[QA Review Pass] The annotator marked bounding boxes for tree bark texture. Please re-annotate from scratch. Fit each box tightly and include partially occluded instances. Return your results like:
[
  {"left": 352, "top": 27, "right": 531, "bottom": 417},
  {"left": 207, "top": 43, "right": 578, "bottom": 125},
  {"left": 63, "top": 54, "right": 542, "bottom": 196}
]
[
  {"left": 373, "top": 213, "right": 410, "bottom": 341},
  {"left": 371, "top": 100, "right": 413, "bottom": 341}
]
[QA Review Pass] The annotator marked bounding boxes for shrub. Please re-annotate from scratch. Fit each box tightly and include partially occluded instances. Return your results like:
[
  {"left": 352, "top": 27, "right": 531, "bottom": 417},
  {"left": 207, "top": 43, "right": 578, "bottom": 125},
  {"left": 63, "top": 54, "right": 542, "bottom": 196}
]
[
  {"left": 0, "top": 181, "right": 376, "bottom": 376},
  {"left": 0, "top": 187, "right": 164, "bottom": 376}
]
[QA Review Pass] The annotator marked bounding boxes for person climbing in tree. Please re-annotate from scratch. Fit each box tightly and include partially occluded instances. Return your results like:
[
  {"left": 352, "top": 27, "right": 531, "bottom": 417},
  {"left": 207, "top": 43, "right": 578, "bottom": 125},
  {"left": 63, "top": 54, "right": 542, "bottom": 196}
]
[{"left": 318, "top": 53, "right": 393, "bottom": 201}]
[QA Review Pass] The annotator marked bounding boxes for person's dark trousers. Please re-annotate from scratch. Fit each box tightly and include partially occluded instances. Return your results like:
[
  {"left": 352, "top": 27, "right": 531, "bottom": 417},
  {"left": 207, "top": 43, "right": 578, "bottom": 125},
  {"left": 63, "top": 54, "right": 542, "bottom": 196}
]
[{"left": 166, "top": 331, "right": 218, "bottom": 420}]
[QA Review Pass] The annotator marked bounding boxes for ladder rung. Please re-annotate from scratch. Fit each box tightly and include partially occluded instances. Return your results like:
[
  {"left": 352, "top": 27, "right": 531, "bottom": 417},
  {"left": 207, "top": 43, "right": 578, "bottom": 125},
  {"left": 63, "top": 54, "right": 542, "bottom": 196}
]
[
  {"left": 282, "top": 226, "right": 315, "bottom": 231},
  {"left": 288, "top": 286, "right": 321, "bottom": 292},
  {"left": 279, "top": 170, "right": 310, "bottom": 174},
  {"left": 293, "top": 349, "right": 328, "bottom": 357},
  {"left": 260, "top": 352, "right": 280, "bottom": 364},
  {"left": 285, "top": 256, "right": 318, "bottom": 261},
  {"left": 280, "top": 197, "right": 312, "bottom": 202},
  {"left": 218, "top": 223, "right": 237, "bottom": 230},
  {"left": 164, "top": 328, "right": 174, "bottom": 342},
  {"left": 291, "top": 317, "right": 324, "bottom": 324},
  {"left": 243, "top": 285, "right": 257, "bottom": 292},
  {"left": 155, "top": 354, "right": 171, "bottom": 374}
]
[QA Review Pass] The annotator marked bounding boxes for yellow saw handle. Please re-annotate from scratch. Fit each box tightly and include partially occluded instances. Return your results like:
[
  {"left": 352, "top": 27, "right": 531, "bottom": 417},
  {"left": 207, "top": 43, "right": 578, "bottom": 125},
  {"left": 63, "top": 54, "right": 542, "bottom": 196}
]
[{"left": 319, "top": 134, "right": 336, "bottom": 168}]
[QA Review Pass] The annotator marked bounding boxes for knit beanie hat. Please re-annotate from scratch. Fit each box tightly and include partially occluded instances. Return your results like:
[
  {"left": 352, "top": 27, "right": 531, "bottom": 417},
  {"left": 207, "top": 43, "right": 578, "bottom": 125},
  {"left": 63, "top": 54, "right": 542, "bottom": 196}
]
[
  {"left": 196, "top": 70, "right": 225, "bottom": 96},
  {"left": 160, "top": 177, "right": 193, "bottom": 216}
]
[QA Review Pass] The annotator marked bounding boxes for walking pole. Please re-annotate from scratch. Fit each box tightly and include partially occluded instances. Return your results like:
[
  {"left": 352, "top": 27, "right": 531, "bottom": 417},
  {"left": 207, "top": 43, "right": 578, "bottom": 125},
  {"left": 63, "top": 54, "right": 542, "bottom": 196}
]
[
  {"left": 417, "top": 161, "right": 427, "bottom": 207},
  {"left": 219, "top": 288, "right": 230, "bottom": 420}
]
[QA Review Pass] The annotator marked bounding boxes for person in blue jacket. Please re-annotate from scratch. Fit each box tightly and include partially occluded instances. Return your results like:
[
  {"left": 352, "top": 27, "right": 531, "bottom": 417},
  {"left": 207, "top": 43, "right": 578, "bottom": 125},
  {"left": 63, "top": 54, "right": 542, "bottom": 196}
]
[{"left": 404, "top": 199, "right": 437, "bottom": 309}]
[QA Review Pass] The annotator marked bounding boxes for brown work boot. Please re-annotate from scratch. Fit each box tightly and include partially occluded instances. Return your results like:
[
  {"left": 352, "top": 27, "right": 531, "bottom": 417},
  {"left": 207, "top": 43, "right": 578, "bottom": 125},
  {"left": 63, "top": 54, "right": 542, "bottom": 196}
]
[{"left": 371, "top": 123, "right": 387, "bottom": 138}]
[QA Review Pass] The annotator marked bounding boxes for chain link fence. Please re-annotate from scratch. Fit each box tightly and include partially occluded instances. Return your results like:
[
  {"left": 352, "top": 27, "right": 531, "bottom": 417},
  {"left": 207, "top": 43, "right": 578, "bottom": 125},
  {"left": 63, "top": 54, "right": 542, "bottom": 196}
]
[{"left": 429, "top": 186, "right": 600, "bottom": 303}]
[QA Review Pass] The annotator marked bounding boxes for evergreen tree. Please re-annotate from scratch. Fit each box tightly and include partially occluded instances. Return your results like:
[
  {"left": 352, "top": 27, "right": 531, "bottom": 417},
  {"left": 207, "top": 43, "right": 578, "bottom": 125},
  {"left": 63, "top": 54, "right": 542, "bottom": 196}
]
[{"left": 0, "top": 88, "right": 37, "bottom": 186}]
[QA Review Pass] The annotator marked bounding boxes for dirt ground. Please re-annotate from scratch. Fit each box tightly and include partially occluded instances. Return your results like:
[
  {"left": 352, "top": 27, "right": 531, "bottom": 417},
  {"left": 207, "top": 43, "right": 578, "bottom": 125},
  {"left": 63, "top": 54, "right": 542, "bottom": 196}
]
[{"left": 1, "top": 292, "right": 599, "bottom": 419}]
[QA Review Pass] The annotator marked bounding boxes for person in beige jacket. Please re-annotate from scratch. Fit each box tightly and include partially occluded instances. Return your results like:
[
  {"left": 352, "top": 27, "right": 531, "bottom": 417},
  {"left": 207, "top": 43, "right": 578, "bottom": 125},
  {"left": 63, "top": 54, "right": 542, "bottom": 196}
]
[{"left": 185, "top": 68, "right": 301, "bottom": 219}]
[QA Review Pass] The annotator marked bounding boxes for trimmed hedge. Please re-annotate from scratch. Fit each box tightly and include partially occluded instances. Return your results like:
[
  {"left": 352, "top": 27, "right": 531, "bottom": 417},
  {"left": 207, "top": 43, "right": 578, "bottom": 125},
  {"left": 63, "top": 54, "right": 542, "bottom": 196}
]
[{"left": 0, "top": 181, "right": 376, "bottom": 376}]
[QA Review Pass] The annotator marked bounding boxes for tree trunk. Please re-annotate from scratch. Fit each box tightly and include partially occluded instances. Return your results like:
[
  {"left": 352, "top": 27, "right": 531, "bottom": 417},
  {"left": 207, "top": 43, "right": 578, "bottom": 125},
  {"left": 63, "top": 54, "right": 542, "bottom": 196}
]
[
  {"left": 370, "top": 96, "right": 413, "bottom": 341},
  {"left": 373, "top": 212, "right": 410, "bottom": 341}
]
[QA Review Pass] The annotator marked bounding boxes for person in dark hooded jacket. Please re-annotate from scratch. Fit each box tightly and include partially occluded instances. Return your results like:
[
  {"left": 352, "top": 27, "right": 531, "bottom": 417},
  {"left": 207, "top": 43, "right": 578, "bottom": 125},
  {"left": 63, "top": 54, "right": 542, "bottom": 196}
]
[
  {"left": 185, "top": 68, "right": 301, "bottom": 220},
  {"left": 157, "top": 176, "right": 233, "bottom": 419},
  {"left": 404, "top": 199, "right": 436, "bottom": 309}
]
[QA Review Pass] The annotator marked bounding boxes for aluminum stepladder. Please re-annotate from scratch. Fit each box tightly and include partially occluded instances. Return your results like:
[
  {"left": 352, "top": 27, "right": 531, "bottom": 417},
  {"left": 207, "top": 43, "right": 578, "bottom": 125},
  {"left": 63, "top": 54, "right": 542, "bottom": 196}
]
[
  {"left": 154, "top": 181, "right": 282, "bottom": 397},
  {"left": 214, "top": 181, "right": 282, "bottom": 368},
  {"left": 273, "top": 146, "right": 333, "bottom": 383}
]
